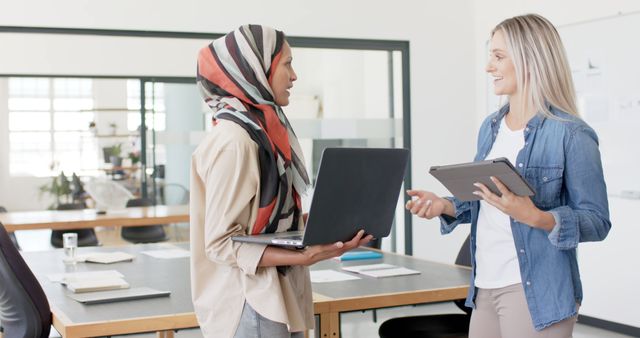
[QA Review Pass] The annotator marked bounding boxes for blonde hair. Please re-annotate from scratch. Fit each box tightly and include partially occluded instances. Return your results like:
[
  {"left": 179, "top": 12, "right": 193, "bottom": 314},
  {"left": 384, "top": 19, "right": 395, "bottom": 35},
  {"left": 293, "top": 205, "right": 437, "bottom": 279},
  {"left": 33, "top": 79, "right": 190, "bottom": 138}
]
[{"left": 492, "top": 14, "right": 579, "bottom": 118}]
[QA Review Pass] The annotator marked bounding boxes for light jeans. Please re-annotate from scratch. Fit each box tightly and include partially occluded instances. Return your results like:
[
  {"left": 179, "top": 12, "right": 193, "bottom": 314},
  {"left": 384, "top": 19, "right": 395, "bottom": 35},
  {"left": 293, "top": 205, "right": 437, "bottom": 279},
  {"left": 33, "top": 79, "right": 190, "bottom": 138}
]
[
  {"left": 233, "top": 302, "right": 305, "bottom": 338},
  {"left": 469, "top": 283, "right": 578, "bottom": 338}
]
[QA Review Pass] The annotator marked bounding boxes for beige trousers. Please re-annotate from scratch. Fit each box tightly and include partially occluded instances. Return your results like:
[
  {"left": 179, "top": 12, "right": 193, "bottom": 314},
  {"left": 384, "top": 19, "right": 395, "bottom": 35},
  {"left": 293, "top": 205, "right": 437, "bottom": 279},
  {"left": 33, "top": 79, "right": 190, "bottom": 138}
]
[{"left": 469, "top": 283, "right": 578, "bottom": 338}]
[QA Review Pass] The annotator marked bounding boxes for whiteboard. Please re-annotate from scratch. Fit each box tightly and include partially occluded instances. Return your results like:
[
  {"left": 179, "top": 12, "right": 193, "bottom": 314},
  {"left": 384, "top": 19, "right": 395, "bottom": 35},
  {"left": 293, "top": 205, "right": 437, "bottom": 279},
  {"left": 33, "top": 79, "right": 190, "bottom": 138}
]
[
  {"left": 562, "top": 13, "right": 640, "bottom": 197},
  {"left": 487, "top": 13, "right": 640, "bottom": 197}
]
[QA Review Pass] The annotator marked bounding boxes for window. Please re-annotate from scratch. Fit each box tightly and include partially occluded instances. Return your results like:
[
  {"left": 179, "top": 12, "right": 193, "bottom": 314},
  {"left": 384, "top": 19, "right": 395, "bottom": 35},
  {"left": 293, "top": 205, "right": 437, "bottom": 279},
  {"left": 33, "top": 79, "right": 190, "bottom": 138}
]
[
  {"left": 8, "top": 78, "right": 98, "bottom": 177},
  {"left": 126, "top": 80, "right": 166, "bottom": 132}
]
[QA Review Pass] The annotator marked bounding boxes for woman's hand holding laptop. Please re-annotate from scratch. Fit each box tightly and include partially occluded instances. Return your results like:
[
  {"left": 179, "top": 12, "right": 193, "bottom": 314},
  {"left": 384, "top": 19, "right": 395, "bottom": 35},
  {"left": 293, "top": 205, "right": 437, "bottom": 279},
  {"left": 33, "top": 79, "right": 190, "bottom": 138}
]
[
  {"left": 258, "top": 230, "right": 373, "bottom": 267},
  {"left": 300, "top": 229, "right": 373, "bottom": 266}
]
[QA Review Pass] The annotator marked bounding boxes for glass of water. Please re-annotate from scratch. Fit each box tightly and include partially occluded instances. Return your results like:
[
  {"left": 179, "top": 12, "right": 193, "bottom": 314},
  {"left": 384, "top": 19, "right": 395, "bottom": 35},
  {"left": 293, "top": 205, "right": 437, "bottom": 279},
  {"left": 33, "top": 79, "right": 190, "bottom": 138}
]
[{"left": 63, "top": 232, "right": 78, "bottom": 264}]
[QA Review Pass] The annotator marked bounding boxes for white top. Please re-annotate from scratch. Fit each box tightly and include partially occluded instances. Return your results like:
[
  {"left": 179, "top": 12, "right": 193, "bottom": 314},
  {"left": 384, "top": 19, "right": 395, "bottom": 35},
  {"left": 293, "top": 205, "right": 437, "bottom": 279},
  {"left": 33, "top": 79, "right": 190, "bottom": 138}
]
[{"left": 474, "top": 118, "right": 525, "bottom": 289}]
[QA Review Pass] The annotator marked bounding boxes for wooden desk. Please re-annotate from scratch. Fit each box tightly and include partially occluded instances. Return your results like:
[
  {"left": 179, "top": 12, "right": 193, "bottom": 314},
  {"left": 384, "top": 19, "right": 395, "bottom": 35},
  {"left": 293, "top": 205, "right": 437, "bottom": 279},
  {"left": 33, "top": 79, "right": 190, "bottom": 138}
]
[
  {"left": 0, "top": 205, "right": 189, "bottom": 232},
  {"left": 22, "top": 243, "right": 470, "bottom": 338}
]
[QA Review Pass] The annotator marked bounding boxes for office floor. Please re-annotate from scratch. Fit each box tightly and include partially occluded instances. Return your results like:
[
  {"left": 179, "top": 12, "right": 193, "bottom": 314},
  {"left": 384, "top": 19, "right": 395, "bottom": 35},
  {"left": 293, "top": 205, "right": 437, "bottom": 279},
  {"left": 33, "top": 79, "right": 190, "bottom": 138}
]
[{"left": 13, "top": 229, "right": 634, "bottom": 338}]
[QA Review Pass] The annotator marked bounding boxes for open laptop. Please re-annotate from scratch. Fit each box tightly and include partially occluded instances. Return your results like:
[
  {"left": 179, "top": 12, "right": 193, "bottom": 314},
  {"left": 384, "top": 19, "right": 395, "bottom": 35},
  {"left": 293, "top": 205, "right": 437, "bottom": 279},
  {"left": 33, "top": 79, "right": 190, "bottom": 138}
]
[{"left": 231, "top": 147, "right": 409, "bottom": 248}]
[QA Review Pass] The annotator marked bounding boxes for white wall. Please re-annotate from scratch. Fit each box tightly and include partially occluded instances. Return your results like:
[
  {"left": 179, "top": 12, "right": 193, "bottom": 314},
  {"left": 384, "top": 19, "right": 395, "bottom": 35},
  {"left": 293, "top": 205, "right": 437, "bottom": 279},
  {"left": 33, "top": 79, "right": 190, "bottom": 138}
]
[{"left": 473, "top": 1, "right": 640, "bottom": 328}]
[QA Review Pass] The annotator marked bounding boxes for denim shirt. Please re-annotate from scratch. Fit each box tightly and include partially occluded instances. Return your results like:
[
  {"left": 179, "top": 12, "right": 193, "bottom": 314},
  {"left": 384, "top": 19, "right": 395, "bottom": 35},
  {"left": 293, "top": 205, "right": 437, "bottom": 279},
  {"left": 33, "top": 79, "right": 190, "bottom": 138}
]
[{"left": 440, "top": 105, "right": 611, "bottom": 331}]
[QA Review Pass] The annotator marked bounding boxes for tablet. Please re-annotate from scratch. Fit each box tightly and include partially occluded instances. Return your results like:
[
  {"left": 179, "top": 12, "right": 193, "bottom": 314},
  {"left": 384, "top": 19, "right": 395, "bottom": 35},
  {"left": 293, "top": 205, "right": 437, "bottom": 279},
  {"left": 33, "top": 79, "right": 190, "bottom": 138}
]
[{"left": 429, "top": 157, "right": 535, "bottom": 201}]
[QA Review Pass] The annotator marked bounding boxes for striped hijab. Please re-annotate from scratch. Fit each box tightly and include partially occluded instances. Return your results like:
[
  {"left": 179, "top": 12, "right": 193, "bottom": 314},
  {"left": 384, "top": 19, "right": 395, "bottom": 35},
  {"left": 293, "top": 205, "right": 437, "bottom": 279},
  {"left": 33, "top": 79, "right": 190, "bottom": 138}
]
[{"left": 197, "top": 24, "right": 311, "bottom": 236}]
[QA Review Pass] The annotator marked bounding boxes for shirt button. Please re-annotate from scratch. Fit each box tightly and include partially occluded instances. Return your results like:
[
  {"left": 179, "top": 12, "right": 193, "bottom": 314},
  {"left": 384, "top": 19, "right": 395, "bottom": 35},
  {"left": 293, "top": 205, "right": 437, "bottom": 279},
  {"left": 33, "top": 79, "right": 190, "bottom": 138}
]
[
  {"left": 518, "top": 163, "right": 523, "bottom": 168},
  {"left": 525, "top": 142, "right": 529, "bottom": 145},
  {"left": 526, "top": 281, "right": 531, "bottom": 286},
  {"left": 519, "top": 249, "right": 525, "bottom": 253},
  {"left": 543, "top": 177, "right": 548, "bottom": 182},
  {"left": 492, "top": 119, "right": 497, "bottom": 123},
  {"left": 525, "top": 127, "right": 530, "bottom": 132}
]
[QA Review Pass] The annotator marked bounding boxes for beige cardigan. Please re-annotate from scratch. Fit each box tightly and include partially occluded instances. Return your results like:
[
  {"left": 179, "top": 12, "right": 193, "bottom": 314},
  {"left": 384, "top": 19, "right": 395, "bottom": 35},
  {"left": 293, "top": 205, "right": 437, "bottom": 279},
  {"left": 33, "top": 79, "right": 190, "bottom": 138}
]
[{"left": 189, "top": 120, "right": 314, "bottom": 337}]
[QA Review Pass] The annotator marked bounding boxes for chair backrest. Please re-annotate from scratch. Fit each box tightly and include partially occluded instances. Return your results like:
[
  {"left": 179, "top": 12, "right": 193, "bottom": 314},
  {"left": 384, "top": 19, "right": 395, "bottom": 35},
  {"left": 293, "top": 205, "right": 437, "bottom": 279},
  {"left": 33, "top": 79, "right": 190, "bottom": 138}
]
[
  {"left": 455, "top": 234, "right": 472, "bottom": 267},
  {"left": 56, "top": 202, "right": 86, "bottom": 211},
  {"left": 0, "top": 207, "right": 20, "bottom": 250},
  {"left": 453, "top": 234, "right": 472, "bottom": 315},
  {"left": 126, "top": 197, "right": 153, "bottom": 208},
  {"left": 159, "top": 183, "right": 190, "bottom": 206},
  {"left": 0, "top": 223, "right": 51, "bottom": 338}
]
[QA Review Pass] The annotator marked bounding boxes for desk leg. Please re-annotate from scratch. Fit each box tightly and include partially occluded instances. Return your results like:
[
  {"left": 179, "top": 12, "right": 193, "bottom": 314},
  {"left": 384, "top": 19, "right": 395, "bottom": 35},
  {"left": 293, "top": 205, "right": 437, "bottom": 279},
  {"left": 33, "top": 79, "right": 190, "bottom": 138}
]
[
  {"left": 156, "top": 331, "right": 174, "bottom": 338},
  {"left": 319, "top": 312, "right": 340, "bottom": 338}
]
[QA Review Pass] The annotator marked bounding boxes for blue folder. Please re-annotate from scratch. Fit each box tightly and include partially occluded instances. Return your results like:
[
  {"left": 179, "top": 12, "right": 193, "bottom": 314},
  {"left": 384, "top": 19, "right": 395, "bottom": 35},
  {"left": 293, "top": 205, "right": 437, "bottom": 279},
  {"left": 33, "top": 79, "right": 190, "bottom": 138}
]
[{"left": 337, "top": 250, "right": 383, "bottom": 261}]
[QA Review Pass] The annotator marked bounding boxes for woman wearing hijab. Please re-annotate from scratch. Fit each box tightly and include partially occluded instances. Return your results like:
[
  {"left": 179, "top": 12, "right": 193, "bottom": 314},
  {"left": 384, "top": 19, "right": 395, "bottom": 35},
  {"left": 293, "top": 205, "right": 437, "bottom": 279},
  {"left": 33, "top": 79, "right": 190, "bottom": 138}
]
[{"left": 190, "top": 25, "right": 372, "bottom": 338}]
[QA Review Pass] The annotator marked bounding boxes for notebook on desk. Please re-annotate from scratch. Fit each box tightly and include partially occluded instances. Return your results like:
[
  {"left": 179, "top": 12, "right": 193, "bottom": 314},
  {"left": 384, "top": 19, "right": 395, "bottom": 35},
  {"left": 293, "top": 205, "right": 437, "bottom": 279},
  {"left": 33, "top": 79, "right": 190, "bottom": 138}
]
[
  {"left": 68, "top": 287, "right": 171, "bottom": 304},
  {"left": 66, "top": 277, "right": 130, "bottom": 293}
]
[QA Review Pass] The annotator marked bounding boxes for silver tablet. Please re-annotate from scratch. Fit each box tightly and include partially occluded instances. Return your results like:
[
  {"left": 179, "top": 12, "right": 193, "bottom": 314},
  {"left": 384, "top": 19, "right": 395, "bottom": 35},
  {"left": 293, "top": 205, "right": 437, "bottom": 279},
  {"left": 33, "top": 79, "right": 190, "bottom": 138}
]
[{"left": 429, "top": 157, "right": 535, "bottom": 201}]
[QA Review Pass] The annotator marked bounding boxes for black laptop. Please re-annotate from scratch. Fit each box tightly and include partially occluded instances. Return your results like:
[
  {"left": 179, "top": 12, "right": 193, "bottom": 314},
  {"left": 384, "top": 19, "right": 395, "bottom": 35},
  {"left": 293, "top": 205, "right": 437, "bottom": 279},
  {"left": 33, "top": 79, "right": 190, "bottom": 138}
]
[{"left": 231, "top": 147, "right": 410, "bottom": 248}]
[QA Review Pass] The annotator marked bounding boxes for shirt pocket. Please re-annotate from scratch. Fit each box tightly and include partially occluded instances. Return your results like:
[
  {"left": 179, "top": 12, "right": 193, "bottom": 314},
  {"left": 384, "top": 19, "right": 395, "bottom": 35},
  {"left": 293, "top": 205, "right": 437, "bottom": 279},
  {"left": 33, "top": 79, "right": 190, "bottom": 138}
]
[{"left": 525, "top": 166, "right": 564, "bottom": 209}]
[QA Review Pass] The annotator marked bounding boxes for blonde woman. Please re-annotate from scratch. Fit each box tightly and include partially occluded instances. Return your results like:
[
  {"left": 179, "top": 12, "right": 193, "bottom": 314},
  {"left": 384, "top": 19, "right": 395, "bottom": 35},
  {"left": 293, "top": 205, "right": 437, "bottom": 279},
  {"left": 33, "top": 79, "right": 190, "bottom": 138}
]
[{"left": 406, "top": 14, "right": 610, "bottom": 337}]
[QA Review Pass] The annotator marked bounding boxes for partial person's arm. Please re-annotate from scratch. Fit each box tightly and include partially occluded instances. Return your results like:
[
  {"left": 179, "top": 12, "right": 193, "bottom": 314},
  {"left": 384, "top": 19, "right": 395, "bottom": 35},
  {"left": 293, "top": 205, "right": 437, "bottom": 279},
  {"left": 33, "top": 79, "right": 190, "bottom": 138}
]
[
  {"left": 405, "top": 190, "right": 473, "bottom": 234},
  {"left": 547, "top": 127, "right": 611, "bottom": 249},
  {"left": 473, "top": 126, "right": 611, "bottom": 250},
  {"left": 198, "top": 140, "right": 266, "bottom": 275}
]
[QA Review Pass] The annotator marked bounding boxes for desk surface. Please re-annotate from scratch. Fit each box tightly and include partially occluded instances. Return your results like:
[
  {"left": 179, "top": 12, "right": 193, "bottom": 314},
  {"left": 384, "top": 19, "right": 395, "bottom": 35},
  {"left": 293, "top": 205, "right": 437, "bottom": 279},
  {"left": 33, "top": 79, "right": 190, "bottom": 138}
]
[
  {"left": 0, "top": 205, "right": 189, "bottom": 232},
  {"left": 312, "top": 252, "right": 470, "bottom": 312},
  {"left": 22, "top": 243, "right": 470, "bottom": 338}
]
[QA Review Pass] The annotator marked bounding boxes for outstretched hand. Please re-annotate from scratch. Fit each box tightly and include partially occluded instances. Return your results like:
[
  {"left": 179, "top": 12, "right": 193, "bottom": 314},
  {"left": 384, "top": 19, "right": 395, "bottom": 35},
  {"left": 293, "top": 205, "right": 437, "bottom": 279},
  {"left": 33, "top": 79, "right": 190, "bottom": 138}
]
[
  {"left": 302, "top": 230, "right": 373, "bottom": 266},
  {"left": 406, "top": 190, "right": 454, "bottom": 219}
]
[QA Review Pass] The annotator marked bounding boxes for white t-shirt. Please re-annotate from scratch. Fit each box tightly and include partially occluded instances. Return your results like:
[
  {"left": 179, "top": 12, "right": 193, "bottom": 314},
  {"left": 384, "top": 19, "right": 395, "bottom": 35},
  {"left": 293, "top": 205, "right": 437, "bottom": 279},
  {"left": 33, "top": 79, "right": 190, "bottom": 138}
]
[{"left": 474, "top": 118, "right": 525, "bottom": 289}]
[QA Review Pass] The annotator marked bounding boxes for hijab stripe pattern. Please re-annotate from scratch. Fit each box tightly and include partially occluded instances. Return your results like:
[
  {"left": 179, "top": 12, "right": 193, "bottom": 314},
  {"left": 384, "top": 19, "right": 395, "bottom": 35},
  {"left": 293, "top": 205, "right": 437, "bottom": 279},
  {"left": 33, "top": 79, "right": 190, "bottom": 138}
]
[{"left": 197, "top": 24, "right": 310, "bottom": 235}]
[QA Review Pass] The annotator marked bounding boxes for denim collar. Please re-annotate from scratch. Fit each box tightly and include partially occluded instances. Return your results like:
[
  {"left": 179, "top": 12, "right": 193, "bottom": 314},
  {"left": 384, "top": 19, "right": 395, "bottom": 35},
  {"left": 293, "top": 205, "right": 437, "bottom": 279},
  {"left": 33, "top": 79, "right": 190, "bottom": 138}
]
[{"left": 491, "top": 104, "right": 547, "bottom": 132}]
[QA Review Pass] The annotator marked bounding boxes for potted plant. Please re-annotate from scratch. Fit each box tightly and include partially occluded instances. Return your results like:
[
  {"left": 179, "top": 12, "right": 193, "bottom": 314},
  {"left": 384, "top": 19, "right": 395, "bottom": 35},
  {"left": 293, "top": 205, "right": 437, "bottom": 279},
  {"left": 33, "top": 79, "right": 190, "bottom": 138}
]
[
  {"left": 109, "top": 122, "right": 118, "bottom": 136},
  {"left": 89, "top": 121, "right": 97, "bottom": 135},
  {"left": 128, "top": 150, "right": 141, "bottom": 166},
  {"left": 109, "top": 143, "right": 123, "bottom": 167},
  {"left": 38, "top": 172, "right": 73, "bottom": 209}
]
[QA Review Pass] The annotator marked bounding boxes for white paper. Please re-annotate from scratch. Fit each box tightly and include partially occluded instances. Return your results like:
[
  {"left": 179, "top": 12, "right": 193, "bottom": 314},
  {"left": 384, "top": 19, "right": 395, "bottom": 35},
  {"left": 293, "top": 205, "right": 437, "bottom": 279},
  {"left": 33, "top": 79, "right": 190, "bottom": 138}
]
[
  {"left": 141, "top": 248, "right": 190, "bottom": 259},
  {"left": 47, "top": 270, "right": 124, "bottom": 283},
  {"left": 70, "top": 251, "right": 135, "bottom": 264},
  {"left": 310, "top": 269, "right": 361, "bottom": 283},
  {"left": 342, "top": 263, "right": 421, "bottom": 278}
]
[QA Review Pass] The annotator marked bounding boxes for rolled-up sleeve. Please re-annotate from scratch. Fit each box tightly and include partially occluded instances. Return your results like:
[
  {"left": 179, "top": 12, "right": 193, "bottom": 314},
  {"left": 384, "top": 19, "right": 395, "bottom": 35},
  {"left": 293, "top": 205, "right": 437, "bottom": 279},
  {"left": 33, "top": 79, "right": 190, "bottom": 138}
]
[
  {"left": 439, "top": 197, "right": 473, "bottom": 234},
  {"left": 195, "top": 140, "right": 266, "bottom": 275},
  {"left": 547, "top": 126, "right": 611, "bottom": 250}
]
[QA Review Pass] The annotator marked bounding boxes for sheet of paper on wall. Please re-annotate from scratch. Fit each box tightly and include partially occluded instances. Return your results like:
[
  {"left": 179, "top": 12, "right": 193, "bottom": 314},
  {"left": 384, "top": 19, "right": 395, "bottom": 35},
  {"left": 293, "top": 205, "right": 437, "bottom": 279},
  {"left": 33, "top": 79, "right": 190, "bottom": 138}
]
[
  {"left": 140, "top": 248, "right": 190, "bottom": 259},
  {"left": 310, "top": 269, "right": 361, "bottom": 283},
  {"left": 341, "top": 263, "right": 421, "bottom": 278}
]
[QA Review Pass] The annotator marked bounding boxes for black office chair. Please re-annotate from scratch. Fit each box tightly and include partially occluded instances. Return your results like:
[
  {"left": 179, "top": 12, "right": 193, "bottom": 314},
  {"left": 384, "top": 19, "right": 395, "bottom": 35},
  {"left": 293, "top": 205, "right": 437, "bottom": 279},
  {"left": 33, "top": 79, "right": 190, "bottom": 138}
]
[
  {"left": 121, "top": 198, "right": 168, "bottom": 243},
  {"left": 0, "top": 223, "right": 52, "bottom": 338},
  {"left": 0, "top": 206, "right": 20, "bottom": 250},
  {"left": 50, "top": 202, "right": 99, "bottom": 248},
  {"left": 378, "top": 235, "right": 472, "bottom": 338}
]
